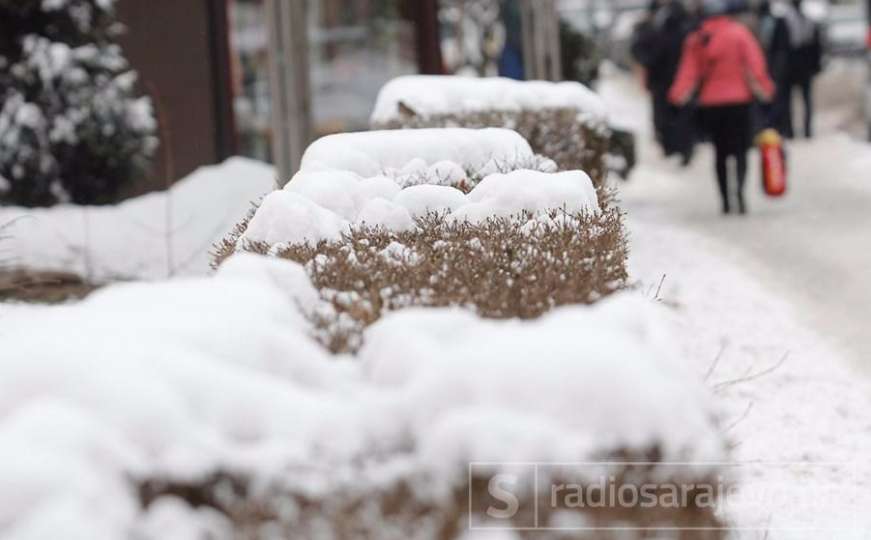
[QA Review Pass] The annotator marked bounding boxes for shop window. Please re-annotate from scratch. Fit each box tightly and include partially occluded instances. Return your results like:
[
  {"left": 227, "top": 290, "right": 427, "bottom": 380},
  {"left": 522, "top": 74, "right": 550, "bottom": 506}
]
[{"left": 227, "top": 0, "right": 420, "bottom": 163}]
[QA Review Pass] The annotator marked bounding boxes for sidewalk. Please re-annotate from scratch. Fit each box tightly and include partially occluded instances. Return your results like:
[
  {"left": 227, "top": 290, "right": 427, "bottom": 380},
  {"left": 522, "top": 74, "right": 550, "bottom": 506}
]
[{"left": 604, "top": 65, "right": 871, "bottom": 535}]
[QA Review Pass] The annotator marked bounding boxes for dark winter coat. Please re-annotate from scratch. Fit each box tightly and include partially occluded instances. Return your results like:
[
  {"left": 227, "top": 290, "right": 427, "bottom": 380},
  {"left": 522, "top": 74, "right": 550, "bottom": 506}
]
[
  {"left": 631, "top": 3, "right": 694, "bottom": 95},
  {"left": 782, "top": 5, "right": 823, "bottom": 83},
  {"left": 757, "top": 8, "right": 791, "bottom": 83},
  {"left": 788, "top": 26, "right": 823, "bottom": 83}
]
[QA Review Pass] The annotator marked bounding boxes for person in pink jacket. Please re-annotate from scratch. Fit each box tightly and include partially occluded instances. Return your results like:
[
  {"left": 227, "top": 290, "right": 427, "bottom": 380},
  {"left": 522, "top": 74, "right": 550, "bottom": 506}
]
[{"left": 669, "top": 0, "right": 775, "bottom": 214}]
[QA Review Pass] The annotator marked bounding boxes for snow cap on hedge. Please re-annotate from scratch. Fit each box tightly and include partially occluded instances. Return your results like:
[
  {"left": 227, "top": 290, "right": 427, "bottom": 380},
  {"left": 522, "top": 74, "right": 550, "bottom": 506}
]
[
  {"left": 240, "top": 166, "right": 599, "bottom": 247},
  {"left": 371, "top": 76, "right": 608, "bottom": 126},
  {"left": 299, "top": 128, "right": 534, "bottom": 179}
]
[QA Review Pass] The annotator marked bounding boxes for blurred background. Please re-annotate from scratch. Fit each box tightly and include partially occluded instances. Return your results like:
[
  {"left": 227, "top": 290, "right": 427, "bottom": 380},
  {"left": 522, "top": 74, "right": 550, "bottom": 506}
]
[
  {"left": 1, "top": 0, "right": 864, "bottom": 199},
  {"left": 3, "top": 0, "right": 870, "bottom": 328},
  {"left": 102, "top": 0, "right": 869, "bottom": 197}
]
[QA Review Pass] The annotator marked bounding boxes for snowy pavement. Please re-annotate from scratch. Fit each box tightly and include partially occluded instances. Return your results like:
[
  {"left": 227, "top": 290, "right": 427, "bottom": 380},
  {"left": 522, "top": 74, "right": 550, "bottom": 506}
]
[
  {"left": 604, "top": 64, "right": 871, "bottom": 370},
  {"left": 603, "top": 66, "right": 871, "bottom": 536}
]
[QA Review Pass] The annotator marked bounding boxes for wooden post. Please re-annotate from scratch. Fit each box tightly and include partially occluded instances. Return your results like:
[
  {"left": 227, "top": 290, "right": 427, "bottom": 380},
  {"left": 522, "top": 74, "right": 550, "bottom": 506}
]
[
  {"left": 518, "top": 0, "right": 561, "bottom": 81},
  {"left": 265, "top": 0, "right": 312, "bottom": 186},
  {"left": 206, "top": 0, "right": 237, "bottom": 161},
  {"left": 412, "top": 0, "right": 443, "bottom": 74}
]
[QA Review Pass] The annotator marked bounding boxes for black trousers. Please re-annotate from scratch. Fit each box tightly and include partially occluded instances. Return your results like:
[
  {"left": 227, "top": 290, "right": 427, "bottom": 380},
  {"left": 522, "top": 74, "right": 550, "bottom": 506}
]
[
  {"left": 699, "top": 104, "right": 752, "bottom": 212},
  {"left": 785, "top": 77, "right": 814, "bottom": 139},
  {"left": 767, "top": 76, "right": 791, "bottom": 134},
  {"left": 652, "top": 91, "right": 694, "bottom": 158}
]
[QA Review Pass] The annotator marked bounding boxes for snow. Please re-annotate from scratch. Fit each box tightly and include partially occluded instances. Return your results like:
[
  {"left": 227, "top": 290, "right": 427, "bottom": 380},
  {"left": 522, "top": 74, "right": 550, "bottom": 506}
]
[
  {"left": 379, "top": 241, "right": 420, "bottom": 265},
  {"left": 371, "top": 75, "right": 608, "bottom": 126},
  {"left": 0, "top": 157, "right": 276, "bottom": 281},
  {"left": 393, "top": 184, "right": 467, "bottom": 216},
  {"left": 356, "top": 197, "right": 416, "bottom": 231},
  {"left": 125, "top": 98, "right": 158, "bottom": 133},
  {"left": 625, "top": 209, "right": 871, "bottom": 534},
  {"left": 283, "top": 169, "right": 362, "bottom": 220},
  {"left": 2, "top": 44, "right": 868, "bottom": 540},
  {"left": 134, "top": 497, "right": 230, "bottom": 540},
  {"left": 239, "top": 128, "right": 600, "bottom": 246},
  {"left": 460, "top": 169, "right": 599, "bottom": 221},
  {"left": 12, "top": 102, "right": 44, "bottom": 129},
  {"left": 299, "top": 128, "right": 535, "bottom": 179},
  {"left": 0, "top": 252, "right": 724, "bottom": 537},
  {"left": 241, "top": 190, "right": 351, "bottom": 246},
  {"left": 241, "top": 167, "right": 599, "bottom": 246},
  {"left": 426, "top": 160, "right": 468, "bottom": 185},
  {"left": 234, "top": 126, "right": 603, "bottom": 248},
  {"left": 602, "top": 63, "right": 871, "bottom": 535},
  {"left": 0, "top": 254, "right": 360, "bottom": 539},
  {"left": 360, "top": 300, "right": 725, "bottom": 471}
]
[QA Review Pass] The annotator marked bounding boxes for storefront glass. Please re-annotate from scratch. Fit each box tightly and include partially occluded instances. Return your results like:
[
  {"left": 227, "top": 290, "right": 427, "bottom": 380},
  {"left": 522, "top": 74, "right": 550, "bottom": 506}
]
[
  {"left": 227, "top": 0, "right": 419, "bottom": 163},
  {"left": 309, "top": 0, "right": 418, "bottom": 135}
]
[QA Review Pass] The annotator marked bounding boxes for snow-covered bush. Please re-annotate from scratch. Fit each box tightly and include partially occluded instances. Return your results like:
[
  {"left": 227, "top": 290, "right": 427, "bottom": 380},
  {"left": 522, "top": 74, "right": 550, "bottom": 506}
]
[
  {"left": 0, "top": 253, "right": 725, "bottom": 537},
  {"left": 139, "top": 291, "right": 724, "bottom": 539},
  {"left": 0, "top": 0, "right": 157, "bottom": 207},
  {"left": 228, "top": 209, "right": 626, "bottom": 353},
  {"left": 215, "top": 129, "right": 628, "bottom": 352},
  {"left": 371, "top": 76, "right": 611, "bottom": 187},
  {"left": 295, "top": 127, "right": 563, "bottom": 193}
]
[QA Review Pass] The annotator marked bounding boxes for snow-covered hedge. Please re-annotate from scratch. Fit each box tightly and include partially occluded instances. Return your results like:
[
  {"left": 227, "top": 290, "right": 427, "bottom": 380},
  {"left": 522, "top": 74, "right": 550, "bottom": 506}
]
[
  {"left": 0, "top": 253, "right": 726, "bottom": 538},
  {"left": 214, "top": 129, "right": 627, "bottom": 351},
  {"left": 299, "top": 127, "right": 547, "bottom": 182},
  {"left": 0, "top": 0, "right": 157, "bottom": 207},
  {"left": 371, "top": 76, "right": 611, "bottom": 187}
]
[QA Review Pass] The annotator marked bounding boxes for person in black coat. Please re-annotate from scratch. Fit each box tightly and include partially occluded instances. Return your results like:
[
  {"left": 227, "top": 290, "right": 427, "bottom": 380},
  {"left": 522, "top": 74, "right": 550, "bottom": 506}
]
[
  {"left": 783, "top": 0, "right": 823, "bottom": 138},
  {"left": 631, "top": 0, "right": 696, "bottom": 164},
  {"left": 756, "top": 0, "right": 792, "bottom": 134},
  {"left": 631, "top": 1, "right": 667, "bottom": 143}
]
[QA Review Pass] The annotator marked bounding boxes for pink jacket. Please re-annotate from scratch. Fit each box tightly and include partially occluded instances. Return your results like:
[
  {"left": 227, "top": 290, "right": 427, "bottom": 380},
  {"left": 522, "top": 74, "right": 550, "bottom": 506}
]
[{"left": 669, "top": 16, "right": 775, "bottom": 107}]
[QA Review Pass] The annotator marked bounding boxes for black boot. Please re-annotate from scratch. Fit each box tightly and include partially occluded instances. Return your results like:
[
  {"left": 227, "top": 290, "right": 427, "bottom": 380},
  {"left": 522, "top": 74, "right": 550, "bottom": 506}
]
[
  {"left": 680, "top": 148, "right": 693, "bottom": 168},
  {"left": 737, "top": 192, "right": 747, "bottom": 215}
]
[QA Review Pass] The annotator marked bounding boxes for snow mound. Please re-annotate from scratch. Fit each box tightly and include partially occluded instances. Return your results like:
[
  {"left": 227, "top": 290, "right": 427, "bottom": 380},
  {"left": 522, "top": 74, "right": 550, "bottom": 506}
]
[
  {"left": 455, "top": 169, "right": 598, "bottom": 223},
  {"left": 0, "top": 254, "right": 722, "bottom": 536},
  {"left": 360, "top": 297, "right": 726, "bottom": 472},
  {"left": 0, "top": 253, "right": 377, "bottom": 538},
  {"left": 240, "top": 167, "right": 599, "bottom": 246},
  {"left": 236, "top": 129, "right": 600, "bottom": 247},
  {"left": 0, "top": 156, "right": 276, "bottom": 281},
  {"left": 299, "top": 128, "right": 534, "bottom": 179},
  {"left": 371, "top": 76, "right": 608, "bottom": 126}
]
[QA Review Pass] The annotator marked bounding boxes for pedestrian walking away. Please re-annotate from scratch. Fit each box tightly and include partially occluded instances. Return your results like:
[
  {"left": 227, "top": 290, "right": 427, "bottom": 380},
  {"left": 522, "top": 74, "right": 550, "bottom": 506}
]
[
  {"left": 755, "top": 0, "right": 792, "bottom": 134},
  {"left": 669, "top": 0, "right": 775, "bottom": 215},
  {"left": 779, "top": 0, "right": 823, "bottom": 138},
  {"left": 631, "top": 0, "right": 696, "bottom": 165}
]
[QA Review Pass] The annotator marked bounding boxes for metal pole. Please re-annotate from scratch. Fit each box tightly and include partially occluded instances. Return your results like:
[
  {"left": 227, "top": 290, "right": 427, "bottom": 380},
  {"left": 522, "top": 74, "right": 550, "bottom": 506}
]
[
  {"left": 519, "top": 0, "right": 562, "bottom": 81},
  {"left": 866, "top": 0, "right": 871, "bottom": 140},
  {"left": 546, "top": 0, "right": 562, "bottom": 79},
  {"left": 520, "top": 0, "right": 536, "bottom": 78},
  {"left": 266, "top": 0, "right": 312, "bottom": 186}
]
